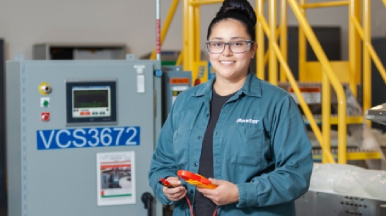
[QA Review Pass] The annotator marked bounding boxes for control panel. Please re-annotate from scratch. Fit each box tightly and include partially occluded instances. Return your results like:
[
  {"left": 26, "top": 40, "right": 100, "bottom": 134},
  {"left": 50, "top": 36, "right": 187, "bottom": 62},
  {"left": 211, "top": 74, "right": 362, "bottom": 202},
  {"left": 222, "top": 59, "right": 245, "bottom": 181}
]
[{"left": 5, "top": 58, "right": 163, "bottom": 216}]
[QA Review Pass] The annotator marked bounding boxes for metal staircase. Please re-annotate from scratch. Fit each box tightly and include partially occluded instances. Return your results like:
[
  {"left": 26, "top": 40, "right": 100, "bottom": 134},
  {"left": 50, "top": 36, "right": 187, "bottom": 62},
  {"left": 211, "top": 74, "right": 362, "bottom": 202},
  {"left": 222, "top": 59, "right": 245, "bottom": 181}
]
[{"left": 255, "top": 0, "right": 386, "bottom": 166}]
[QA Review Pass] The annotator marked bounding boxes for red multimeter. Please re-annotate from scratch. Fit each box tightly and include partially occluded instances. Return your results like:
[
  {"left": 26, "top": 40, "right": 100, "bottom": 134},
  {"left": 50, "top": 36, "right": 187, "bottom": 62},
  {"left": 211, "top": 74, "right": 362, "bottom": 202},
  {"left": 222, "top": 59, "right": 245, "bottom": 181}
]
[{"left": 177, "top": 170, "right": 217, "bottom": 189}]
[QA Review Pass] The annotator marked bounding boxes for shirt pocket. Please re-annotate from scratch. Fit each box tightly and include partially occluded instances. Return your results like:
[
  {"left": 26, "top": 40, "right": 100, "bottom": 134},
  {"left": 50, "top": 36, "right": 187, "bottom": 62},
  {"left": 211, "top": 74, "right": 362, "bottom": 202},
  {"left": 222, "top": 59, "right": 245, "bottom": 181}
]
[
  {"left": 173, "top": 128, "right": 191, "bottom": 166},
  {"left": 226, "top": 126, "right": 262, "bottom": 166}
]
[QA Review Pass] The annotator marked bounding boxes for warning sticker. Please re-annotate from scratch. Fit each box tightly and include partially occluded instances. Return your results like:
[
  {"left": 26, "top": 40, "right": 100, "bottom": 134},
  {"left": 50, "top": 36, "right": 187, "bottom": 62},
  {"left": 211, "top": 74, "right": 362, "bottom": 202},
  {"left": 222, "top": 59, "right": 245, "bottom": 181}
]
[
  {"left": 97, "top": 151, "right": 136, "bottom": 206},
  {"left": 170, "top": 78, "right": 190, "bottom": 84}
]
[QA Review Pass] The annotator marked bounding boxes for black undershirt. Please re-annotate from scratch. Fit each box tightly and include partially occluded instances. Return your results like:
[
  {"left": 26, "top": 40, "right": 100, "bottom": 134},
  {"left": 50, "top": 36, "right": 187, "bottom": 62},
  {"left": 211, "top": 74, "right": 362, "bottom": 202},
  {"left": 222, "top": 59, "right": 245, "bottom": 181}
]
[{"left": 194, "top": 90, "right": 236, "bottom": 216}]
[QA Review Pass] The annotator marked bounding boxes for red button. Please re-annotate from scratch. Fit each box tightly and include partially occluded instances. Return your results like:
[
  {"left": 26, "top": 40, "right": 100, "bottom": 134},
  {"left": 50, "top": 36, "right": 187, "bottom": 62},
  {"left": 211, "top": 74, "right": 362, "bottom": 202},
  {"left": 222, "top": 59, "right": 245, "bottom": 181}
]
[
  {"left": 80, "top": 111, "right": 90, "bottom": 116},
  {"left": 41, "top": 112, "right": 50, "bottom": 121}
]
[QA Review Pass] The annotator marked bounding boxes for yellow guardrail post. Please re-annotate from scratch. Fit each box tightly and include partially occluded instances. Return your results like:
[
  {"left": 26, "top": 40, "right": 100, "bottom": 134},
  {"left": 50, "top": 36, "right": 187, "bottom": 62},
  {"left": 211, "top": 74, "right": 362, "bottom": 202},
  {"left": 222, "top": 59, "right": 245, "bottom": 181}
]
[
  {"left": 298, "top": 0, "right": 307, "bottom": 81},
  {"left": 194, "top": 6, "right": 201, "bottom": 63},
  {"left": 256, "top": 0, "right": 266, "bottom": 79},
  {"left": 269, "top": 0, "right": 278, "bottom": 85},
  {"left": 280, "top": 0, "right": 288, "bottom": 82},
  {"left": 363, "top": 0, "right": 371, "bottom": 126},
  {"left": 183, "top": 0, "right": 189, "bottom": 71},
  {"left": 348, "top": 0, "right": 361, "bottom": 97},
  {"left": 188, "top": 0, "right": 195, "bottom": 73},
  {"left": 322, "top": 73, "right": 331, "bottom": 163},
  {"left": 287, "top": 0, "right": 347, "bottom": 164}
]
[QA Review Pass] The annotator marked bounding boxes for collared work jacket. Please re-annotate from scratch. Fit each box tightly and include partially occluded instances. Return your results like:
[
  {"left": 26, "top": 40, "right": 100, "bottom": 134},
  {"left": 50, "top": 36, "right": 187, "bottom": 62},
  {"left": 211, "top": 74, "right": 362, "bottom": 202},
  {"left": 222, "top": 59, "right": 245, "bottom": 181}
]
[{"left": 149, "top": 73, "right": 313, "bottom": 216}]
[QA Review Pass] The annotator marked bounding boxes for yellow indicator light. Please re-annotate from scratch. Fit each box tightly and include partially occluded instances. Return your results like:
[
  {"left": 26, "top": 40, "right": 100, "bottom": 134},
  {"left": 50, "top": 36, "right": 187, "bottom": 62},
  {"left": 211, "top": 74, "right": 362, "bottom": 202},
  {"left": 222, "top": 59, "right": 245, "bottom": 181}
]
[{"left": 39, "top": 82, "right": 52, "bottom": 95}]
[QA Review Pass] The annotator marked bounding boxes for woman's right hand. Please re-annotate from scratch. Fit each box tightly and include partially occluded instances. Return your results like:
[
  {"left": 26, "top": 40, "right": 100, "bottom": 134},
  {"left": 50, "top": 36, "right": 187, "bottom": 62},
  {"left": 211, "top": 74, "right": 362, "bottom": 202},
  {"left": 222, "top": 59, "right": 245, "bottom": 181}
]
[{"left": 163, "top": 176, "right": 187, "bottom": 201}]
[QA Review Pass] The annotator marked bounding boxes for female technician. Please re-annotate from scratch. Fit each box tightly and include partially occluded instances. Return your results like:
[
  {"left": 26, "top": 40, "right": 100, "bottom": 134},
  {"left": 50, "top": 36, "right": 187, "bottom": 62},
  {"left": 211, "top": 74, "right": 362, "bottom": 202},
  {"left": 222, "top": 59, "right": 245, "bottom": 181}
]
[{"left": 148, "top": 0, "right": 313, "bottom": 215}]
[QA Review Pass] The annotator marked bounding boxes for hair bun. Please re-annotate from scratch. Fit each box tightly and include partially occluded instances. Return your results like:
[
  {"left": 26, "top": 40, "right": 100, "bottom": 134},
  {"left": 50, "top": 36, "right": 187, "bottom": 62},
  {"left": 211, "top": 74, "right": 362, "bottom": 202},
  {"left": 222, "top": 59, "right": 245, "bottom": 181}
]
[{"left": 217, "top": 0, "right": 256, "bottom": 25}]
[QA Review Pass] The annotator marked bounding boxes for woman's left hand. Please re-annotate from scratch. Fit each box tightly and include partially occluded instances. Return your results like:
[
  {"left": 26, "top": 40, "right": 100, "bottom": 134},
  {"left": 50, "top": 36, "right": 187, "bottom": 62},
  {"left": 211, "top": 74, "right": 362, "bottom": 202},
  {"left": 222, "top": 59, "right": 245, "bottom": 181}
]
[{"left": 196, "top": 178, "right": 239, "bottom": 206}]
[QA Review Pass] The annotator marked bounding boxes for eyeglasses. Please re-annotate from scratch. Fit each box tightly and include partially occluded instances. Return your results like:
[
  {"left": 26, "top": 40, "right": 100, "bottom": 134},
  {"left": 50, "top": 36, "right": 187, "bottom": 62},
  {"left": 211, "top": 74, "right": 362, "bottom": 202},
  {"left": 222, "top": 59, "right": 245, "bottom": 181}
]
[{"left": 205, "top": 40, "right": 254, "bottom": 54}]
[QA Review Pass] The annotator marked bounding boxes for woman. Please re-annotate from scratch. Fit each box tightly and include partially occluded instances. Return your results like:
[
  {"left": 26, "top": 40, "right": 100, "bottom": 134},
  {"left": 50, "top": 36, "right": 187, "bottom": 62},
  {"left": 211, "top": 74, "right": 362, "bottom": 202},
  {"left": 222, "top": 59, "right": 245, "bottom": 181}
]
[{"left": 148, "top": 0, "right": 313, "bottom": 215}]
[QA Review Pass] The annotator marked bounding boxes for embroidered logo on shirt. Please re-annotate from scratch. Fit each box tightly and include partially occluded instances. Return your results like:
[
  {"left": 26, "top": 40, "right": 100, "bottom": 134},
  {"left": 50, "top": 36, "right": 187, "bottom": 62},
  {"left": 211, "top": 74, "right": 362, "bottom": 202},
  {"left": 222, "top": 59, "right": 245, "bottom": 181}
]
[{"left": 236, "top": 118, "right": 259, "bottom": 124}]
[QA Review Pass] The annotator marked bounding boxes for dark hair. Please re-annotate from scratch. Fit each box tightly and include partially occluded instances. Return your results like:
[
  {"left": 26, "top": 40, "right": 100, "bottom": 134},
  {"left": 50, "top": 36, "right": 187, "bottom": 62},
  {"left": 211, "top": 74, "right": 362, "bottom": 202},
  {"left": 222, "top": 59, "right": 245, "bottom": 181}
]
[{"left": 207, "top": 0, "right": 256, "bottom": 41}]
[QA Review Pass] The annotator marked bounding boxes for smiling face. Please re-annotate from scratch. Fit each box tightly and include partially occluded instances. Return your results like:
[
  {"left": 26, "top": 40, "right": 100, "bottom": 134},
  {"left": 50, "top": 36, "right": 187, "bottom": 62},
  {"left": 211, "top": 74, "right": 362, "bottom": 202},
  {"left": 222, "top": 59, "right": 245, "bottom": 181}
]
[{"left": 208, "top": 18, "right": 257, "bottom": 83}]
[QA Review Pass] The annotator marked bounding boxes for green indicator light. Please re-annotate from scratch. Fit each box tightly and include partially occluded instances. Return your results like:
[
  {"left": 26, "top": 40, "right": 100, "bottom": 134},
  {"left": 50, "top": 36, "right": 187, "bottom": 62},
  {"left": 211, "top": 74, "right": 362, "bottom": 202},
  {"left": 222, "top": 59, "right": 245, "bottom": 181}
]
[{"left": 43, "top": 100, "right": 49, "bottom": 107}]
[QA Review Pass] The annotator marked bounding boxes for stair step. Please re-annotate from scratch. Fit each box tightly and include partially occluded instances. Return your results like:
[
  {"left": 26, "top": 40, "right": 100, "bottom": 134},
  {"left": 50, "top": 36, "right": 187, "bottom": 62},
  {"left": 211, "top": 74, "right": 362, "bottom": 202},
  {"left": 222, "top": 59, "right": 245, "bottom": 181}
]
[
  {"left": 312, "top": 148, "right": 381, "bottom": 161},
  {"left": 304, "top": 114, "right": 363, "bottom": 125}
]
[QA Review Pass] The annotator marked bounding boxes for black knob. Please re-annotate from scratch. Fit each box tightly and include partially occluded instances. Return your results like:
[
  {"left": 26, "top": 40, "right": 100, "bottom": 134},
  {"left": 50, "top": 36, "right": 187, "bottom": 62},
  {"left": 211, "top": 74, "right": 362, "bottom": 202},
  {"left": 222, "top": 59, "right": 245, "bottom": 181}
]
[{"left": 141, "top": 192, "right": 153, "bottom": 209}]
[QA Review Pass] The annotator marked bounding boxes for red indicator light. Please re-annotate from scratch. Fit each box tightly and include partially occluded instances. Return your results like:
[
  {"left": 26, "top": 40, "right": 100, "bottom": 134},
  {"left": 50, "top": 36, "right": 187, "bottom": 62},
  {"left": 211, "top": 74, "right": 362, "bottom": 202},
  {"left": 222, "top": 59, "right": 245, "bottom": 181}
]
[{"left": 194, "top": 78, "right": 201, "bottom": 86}]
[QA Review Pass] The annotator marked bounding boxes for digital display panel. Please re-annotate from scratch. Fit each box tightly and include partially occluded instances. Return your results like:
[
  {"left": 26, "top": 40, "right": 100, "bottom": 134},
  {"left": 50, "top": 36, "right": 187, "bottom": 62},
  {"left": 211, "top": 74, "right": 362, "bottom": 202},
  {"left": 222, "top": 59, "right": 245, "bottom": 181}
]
[
  {"left": 72, "top": 86, "right": 111, "bottom": 118},
  {"left": 66, "top": 81, "right": 116, "bottom": 124}
]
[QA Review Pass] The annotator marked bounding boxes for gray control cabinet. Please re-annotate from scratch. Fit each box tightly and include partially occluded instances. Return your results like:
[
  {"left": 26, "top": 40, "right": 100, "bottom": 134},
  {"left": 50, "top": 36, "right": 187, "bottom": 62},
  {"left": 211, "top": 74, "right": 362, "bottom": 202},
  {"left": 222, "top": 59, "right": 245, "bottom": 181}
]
[
  {"left": 162, "top": 70, "right": 191, "bottom": 123},
  {"left": 6, "top": 57, "right": 162, "bottom": 216}
]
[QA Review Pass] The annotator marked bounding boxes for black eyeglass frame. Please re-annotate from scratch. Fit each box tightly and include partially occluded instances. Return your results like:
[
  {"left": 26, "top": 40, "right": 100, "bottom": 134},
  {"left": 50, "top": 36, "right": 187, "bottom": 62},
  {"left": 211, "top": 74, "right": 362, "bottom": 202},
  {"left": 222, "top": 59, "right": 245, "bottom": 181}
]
[{"left": 205, "top": 40, "right": 255, "bottom": 54}]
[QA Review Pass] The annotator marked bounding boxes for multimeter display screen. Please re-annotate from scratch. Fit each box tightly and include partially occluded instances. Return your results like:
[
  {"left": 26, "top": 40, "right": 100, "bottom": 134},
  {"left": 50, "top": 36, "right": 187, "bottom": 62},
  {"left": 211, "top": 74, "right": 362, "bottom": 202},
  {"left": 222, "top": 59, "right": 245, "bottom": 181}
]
[{"left": 66, "top": 81, "right": 116, "bottom": 124}]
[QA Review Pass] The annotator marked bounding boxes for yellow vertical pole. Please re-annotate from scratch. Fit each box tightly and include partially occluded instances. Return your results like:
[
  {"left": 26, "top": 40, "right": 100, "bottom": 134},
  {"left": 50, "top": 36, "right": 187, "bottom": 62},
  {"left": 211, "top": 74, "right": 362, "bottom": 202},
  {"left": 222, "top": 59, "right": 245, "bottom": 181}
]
[
  {"left": 256, "top": 0, "right": 265, "bottom": 80},
  {"left": 280, "top": 0, "right": 288, "bottom": 82},
  {"left": 322, "top": 73, "right": 331, "bottom": 163},
  {"left": 363, "top": 0, "right": 371, "bottom": 126},
  {"left": 188, "top": 0, "right": 195, "bottom": 73},
  {"left": 269, "top": 0, "right": 278, "bottom": 85},
  {"left": 298, "top": 0, "right": 307, "bottom": 80},
  {"left": 195, "top": 6, "right": 201, "bottom": 62},
  {"left": 183, "top": 0, "right": 190, "bottom": 71},
  {"left": 348, "top": 0, "right": 361, "bottom": 97}
]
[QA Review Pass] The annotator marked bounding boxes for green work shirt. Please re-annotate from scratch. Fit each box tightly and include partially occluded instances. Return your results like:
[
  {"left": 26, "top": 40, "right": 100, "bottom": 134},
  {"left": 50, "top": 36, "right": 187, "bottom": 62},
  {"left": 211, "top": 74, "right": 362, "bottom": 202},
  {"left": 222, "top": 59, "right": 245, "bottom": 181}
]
[{"left": 149, "top": 72, "right": 313, "bottom": 216}]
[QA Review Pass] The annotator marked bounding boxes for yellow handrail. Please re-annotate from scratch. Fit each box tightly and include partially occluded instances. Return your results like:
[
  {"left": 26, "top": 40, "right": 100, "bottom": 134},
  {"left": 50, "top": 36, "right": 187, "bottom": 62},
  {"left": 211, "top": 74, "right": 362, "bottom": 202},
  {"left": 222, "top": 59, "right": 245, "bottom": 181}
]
[
  {"left": 351, "top": 17, "right": 386, "bottom": 84},
  {"left": 301, "top": 1, "right": 349, "bottom": 8},
  {"left": 287, "top": 0, "right": 347, "bottom": 163},
  {"left": 189, "top": 0, "right": 223, "bottom": 6},
  {"left": 366, "top": 44, "right": 386, "bottom": 83},
  {"left": 351, "top": 17, "right": 364, "bottom": 41},
  {"left": 150, "top": 0, "right": 180, "bottom": 60},
  {"left": 383, "top": 0, "right": 386, "bottom": 8},
  {"left": 259, "top": 15, "right": 336, "bottom": 163}
]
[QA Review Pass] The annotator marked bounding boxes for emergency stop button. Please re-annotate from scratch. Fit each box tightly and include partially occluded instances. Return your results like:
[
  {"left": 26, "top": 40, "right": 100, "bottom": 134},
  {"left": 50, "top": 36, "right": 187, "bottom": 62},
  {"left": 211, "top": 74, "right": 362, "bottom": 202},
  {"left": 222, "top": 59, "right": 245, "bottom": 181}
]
[{"left": 41, "top": 112, "right": 50, "bottom": 121}]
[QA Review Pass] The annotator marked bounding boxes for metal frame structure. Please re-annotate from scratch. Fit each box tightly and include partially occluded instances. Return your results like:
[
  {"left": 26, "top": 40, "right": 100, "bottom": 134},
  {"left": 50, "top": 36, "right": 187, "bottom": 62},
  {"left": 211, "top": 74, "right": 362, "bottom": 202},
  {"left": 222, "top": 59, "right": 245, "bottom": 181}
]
[{"left": 151, "top": 0, "right": 386, "bottom": 164}]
